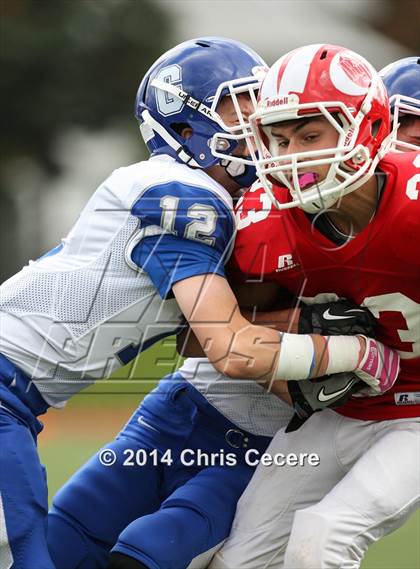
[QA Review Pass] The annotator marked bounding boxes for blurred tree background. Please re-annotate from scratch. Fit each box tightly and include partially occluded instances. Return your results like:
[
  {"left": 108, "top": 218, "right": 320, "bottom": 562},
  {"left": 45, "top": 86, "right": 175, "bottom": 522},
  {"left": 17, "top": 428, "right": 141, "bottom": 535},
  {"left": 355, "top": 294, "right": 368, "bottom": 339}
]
[
  {"left": 369, "top": 0, "right": 419, "bottom": 53},
  {"left": 0, "top": 0, "right": 172, "bottom": 280}
]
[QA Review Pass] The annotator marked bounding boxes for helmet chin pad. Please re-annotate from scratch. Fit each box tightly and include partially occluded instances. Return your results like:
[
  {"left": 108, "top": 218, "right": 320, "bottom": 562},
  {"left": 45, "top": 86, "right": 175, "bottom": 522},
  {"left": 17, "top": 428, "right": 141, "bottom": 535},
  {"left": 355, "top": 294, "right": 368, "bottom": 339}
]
[
  {"left": 220, "top": 158, "right": 257, "bottom": 188},
  {"left": 292, "top": 175, "right": 343, "bottom": 213}
]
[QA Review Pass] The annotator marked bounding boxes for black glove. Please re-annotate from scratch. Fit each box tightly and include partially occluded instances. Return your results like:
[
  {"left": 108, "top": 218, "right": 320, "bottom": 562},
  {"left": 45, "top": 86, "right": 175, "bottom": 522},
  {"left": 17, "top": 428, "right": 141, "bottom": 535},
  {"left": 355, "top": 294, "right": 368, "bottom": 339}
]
[
  {"left": 285, "top": 372, "right": 365, "bottom": 433},
  {"left": 298, "top": 299, "right": 376, "bottom": 337}
]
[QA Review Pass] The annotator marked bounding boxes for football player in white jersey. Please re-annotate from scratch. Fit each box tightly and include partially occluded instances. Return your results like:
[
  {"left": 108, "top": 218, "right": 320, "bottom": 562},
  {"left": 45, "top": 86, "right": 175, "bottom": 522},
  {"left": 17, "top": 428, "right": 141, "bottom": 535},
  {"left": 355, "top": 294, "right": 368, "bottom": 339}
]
[{"left": 0, "top": 38, "right": 398, "bottom": 569}]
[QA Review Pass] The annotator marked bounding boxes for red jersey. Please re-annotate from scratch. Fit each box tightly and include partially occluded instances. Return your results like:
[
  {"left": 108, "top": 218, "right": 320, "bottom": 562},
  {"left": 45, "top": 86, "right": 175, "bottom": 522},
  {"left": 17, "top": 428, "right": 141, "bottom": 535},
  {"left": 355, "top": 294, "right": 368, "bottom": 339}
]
[{"left": 231, "top": 152, "right": 420, "bottom": 420}]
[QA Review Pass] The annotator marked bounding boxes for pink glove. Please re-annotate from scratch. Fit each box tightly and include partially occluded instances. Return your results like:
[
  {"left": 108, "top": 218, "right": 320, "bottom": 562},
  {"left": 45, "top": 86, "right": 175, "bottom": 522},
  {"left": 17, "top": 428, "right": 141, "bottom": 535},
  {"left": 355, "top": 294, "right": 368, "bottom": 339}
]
[{"left": 354, "top": 336, "right": 400, "bottom": 395}]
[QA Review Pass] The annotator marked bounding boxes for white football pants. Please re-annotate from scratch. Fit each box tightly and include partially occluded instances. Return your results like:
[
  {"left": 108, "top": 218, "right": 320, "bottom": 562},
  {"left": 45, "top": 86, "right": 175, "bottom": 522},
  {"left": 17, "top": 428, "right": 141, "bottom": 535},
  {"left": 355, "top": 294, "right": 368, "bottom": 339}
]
[{"left": 209, "top": 409, "right": 420, "bottom": 569}]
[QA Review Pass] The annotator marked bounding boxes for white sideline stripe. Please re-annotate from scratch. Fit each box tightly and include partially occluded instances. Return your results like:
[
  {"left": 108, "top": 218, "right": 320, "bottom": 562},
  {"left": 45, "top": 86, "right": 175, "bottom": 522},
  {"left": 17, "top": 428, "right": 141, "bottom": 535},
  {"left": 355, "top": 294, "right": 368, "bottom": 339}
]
[
  {"left": 0, "top": 493, "right": 13, "bottom": 569},
  {"left": 278, "top": 43, "right": 323, "bottom": 95}
]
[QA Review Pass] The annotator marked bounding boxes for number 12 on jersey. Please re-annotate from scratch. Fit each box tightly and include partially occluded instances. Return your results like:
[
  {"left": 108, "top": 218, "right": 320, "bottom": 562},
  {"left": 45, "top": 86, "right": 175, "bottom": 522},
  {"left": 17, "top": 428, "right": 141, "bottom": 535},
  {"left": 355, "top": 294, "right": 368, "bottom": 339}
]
[{"left": 160, "top": 195, "right": 218, "bottom": 246}]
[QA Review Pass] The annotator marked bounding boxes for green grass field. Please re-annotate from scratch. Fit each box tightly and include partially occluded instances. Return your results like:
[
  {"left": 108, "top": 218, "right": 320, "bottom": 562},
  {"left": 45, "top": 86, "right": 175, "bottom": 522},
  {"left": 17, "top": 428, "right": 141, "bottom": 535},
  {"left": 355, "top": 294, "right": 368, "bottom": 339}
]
[{"left": 39, "top": 339, "right": 420, "bottom": 568}]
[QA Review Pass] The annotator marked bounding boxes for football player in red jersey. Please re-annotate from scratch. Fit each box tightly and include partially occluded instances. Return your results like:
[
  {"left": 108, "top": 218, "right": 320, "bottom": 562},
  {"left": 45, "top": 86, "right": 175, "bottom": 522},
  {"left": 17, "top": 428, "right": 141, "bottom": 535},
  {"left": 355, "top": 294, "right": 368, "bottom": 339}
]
[{"left": 209, "top": 45, "right": 420, "bottom": 569}]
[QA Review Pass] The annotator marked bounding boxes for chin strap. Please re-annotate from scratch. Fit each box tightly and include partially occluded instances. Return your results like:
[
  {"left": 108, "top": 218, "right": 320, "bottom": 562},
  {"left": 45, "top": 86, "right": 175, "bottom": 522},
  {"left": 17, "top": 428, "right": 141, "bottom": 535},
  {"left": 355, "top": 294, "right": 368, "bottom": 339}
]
[{"left": 140, "top": 110, "right": 200, "bottom": 168}]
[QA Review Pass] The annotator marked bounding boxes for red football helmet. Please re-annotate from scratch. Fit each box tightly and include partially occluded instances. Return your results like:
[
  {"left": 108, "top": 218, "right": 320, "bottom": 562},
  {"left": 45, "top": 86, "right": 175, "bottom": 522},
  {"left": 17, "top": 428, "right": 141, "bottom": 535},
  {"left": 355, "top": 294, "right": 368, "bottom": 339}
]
[{"left": 249, "top": 44, "right": 391, "bottom": 212}]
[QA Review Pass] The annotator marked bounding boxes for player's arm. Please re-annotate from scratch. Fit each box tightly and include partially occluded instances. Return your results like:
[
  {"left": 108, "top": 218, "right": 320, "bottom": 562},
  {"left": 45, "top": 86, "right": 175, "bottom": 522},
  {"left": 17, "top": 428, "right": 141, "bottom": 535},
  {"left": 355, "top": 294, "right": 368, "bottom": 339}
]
[
  {"left": 130, "top": 182, "right": 285, "bottom": 381},
  {"left": 176, "top": 281, "right": 297, "bottom": 357},
  {"left": 172, "top": 274, "right": 399, "bottom": 395},
  {"left": 177, "top": 289, "right": 376, "bottom": 358}
]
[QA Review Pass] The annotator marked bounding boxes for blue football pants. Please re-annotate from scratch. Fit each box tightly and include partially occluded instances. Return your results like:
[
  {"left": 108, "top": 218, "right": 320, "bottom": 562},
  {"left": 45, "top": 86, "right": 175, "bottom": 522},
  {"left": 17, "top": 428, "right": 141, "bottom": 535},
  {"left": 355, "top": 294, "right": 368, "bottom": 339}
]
[
  {"left": 47, "top": 374, "right": 271, "bottom": 569},
  {"left": 0, "top": 353, "right": 53, "bottom": 569}
]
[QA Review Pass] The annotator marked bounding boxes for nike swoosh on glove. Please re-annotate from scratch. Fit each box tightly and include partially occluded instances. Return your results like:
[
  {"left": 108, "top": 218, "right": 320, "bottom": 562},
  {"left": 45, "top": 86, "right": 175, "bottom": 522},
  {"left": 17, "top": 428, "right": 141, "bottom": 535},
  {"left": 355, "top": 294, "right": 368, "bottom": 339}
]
[
  {"left": 354, "top": 336, "right": 400, "bottom": 395},
  {"left": 286, "top": 372, "right": 364, "bottom": 432},
  {"left": 298, "top": 299, "right": 376, "bottom": 337}
]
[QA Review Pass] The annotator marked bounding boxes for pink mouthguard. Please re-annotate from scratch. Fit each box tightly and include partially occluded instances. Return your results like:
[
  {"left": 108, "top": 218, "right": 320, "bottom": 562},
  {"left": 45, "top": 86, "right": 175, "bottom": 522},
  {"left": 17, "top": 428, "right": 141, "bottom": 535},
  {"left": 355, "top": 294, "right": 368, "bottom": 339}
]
[{"left": 298, "top": 172, "right": 318, "bottom": 190}]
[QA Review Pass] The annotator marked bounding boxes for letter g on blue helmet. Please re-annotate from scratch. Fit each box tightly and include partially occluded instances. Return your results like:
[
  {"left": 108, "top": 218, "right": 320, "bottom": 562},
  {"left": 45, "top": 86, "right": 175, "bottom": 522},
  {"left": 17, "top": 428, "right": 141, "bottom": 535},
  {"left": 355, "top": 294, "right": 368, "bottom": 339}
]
[{"left": 135, "top": 37, "right": 267, "bottom": 174}]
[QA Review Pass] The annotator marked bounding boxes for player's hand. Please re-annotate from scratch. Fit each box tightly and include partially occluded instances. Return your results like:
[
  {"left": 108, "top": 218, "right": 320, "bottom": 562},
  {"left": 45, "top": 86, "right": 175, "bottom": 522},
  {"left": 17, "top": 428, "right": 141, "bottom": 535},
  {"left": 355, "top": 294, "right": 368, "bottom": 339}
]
[
  {"left": 299, "top": 299, "right": 376, "bottom": 337},
  {"left": 285, "top": 372, "right": 364, "bottom": 432},
  {"left": 354, "top": 336, "right": 400, "bottom": 394}
]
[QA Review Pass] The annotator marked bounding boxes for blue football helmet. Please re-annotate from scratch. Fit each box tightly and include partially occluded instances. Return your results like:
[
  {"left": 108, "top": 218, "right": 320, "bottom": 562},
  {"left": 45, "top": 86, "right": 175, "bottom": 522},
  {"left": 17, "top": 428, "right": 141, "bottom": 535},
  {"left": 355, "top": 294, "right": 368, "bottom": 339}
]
[
  {"left": 379, "top": 56, "right": 420, "bottom": 151},
  {"left": 135, "top": 37, "right": 267, "bottom": 186}
]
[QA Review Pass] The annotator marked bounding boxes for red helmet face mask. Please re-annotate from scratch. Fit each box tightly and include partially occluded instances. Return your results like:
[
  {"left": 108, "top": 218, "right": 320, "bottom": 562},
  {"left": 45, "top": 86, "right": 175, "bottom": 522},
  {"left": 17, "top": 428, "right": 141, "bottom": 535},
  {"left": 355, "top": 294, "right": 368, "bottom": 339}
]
[{"left": 248, "top": 44, "right": 391, "bottom": 212}]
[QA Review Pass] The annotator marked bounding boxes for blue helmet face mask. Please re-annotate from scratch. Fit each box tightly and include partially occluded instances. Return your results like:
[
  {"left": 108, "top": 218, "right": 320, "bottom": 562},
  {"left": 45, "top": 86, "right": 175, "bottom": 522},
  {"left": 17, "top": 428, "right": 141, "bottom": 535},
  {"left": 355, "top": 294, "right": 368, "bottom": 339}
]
[
  {"left": 379, "top": 56, "right": 420, "bottom": 152},
  {"left": 135, "top": 37, "right": 267, "bottom": 188}
]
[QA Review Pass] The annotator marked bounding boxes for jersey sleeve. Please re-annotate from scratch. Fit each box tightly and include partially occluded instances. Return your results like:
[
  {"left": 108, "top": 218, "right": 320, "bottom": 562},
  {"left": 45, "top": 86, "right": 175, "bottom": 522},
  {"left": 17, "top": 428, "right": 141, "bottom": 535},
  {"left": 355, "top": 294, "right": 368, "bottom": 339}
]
[{"left": 130, "top": 181, "right": 235, "bottom": 298}]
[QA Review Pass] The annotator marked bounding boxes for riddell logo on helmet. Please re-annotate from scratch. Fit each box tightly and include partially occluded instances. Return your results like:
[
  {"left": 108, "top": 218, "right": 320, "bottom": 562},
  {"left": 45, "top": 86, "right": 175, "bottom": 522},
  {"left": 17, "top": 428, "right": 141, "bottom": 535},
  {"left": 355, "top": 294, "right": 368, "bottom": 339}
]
[
  {"left": 344, "top": 127, "right": 355, "bottom": 146},
  {"left": 265, "top": 96, "right": 290, "bottom": 108},
  {"left": 339, "top": 56, "right": 371, "bottom": 88}
]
